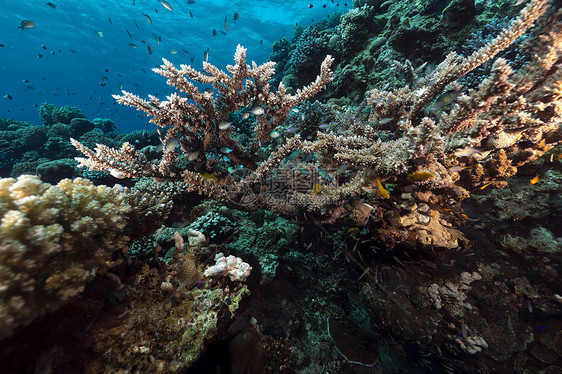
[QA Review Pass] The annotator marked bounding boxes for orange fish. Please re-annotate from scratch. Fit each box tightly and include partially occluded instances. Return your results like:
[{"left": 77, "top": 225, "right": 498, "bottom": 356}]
[
  {"left": 530, "top": 173, "right": 539, "bottom": 185},
  {"left": 407, "top": 171, "right": 434, "bottom": 182},
  {"left": 461, "top": 213, "right": 479, "bottom": 221},
  {"left": 479, "top": 182, "right": 493, "bottom": 190},
  {"left": 375, "top": 178, "right": 389, "bottom": 199}
]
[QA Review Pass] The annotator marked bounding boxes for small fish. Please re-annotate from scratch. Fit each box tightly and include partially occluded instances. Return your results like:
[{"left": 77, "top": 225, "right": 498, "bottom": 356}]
[
  {"left": 203, "top": 48, "right": 209, "bottom": 62},
  {"left": 337, "top": 164, "right": 349, "bottom": 174},
  {"left": 479, "top": 182, "right": 493, "bottom": 190},
  {"left": 107, "top": 168, "right": 126, "bottom": 179},
  {"left": 454, "top": 146, "right": 481, "bottom": 158},
  {"left": 461, "top": 320, "right": 468, "bottom": 339},
  {"left": 181, "top": 49, "right": 189, "bottom": 56},
  {"left": 224, "top": 16, "right": 228, "bottom": 32},
  {"left": 218, "top": 120, "right": 232, "bottom": 130},
  {"left": 169, "top": 49, "right": 177, "bottom": 54},
  {"left": 461, "top": 213, "right": 479, "bottom": 221},
  {"left": 128, "top": 43, "right": 138, "bottom": 48},
  {"left": 204, "top": 88, "right": 214, "bottom": 94},
  {"left": 286, "top": 127, "right": 299, "bottom": 133},
  {"left": 3, "top": 94, "right": 13, "bottom": 100},
  {"left": 126, "top": 29, "right": 132, "bottom": 38},
  {"left": 159, "top": 0, "right": 173, "bottom": 10},
  {"left": 0, "top": 43, "right": 4, "bottom": 47},
  {"left": 242, "top": 112, "right": 250, "bottom": 120},
  {"left": 249, "top": 106, "right": 264, "bottom": 116},
  {"left": 448, "top": 166, "right": 467, "bottom": 173},
  {"left": 94, "top": 29, "right": 104, "bottom": 37},
  {"left": 212, "top": 29, "right": 217, "bottom": 36},
  {"left": 318, "top": 168, "right": 332, "bottom": 183},
  {"left": 189, "top": 9, "right": 194, "bottom": 18},
  {"left": 219, "top": 30, "right": 226, "bottom": 36},
  {"left": 270, "top": 131, "right": 280, "bottom": 139},
  {"left": 407, "top": 171, "right": 434, "bottom": 182},
  {"left": 200, "top": 172, "right": 217, "bottom": 181},
  {"left": 46, "top": 2, "right": 56, "bottom": 8},
  {"left": 148, "top": 45, "right": 153, "bottom": 54},
  {"left": 530, "top": 173, "right": 539, "bottom": 185},
  {"left": 164, "top": 137, "right": 179, "bottom": 152},
  {"left": 220, "top": 147, "right": 233, "bottom": 154},
  {"left": 286, "top": 151, "right": 301, "bottom": 162},
  {"left": 141, "top": 12, "right": 152, "bottom": 25},
  {"left": 375, "top": 178, "right": 389, "bottom": 199},
  {"left": 431, "top": 90, "right": 462, "bottom": 111},
  {"left": 233, "top": 12, "right": 239, "bottom": 21},
  {"left": 187, "top": 150, "right": 200, "bottom": 161},
  {"left": 312, "top": 183, "right": 322, "bottom": 194},
  {"left": 378, "top": 117, "right": 393, "bottom": 125},
  {"left": 19, "top": 20, "right": 36, "bottom": 30},
  {"left": 108, "top": 16, "right": 112, "bottom": 24},
  {"left": 318, "top": 123, "right": 331, "bottom": 130}
]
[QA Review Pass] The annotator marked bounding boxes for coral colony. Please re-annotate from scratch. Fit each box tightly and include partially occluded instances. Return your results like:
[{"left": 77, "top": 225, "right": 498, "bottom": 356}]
[{"left": 0, "top": 0, "right": 561, "bottom": 373}]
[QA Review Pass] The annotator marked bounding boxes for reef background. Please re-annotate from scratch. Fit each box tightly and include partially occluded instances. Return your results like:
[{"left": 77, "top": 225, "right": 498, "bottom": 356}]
[{"left": 0, "top": 0, "right": 561, "bottom": 374}]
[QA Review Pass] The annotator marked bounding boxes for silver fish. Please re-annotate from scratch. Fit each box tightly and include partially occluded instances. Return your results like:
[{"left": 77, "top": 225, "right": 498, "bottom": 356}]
[
  {"left": 164, "top": 137, "right": 179, "bottom": 152},
  {"left": 19, "top": 20, "right": 35, "bottom": 30},
  {"left": 159, "top": 0, "right": 173, "bottom": 10},
  {"left": 141, "top": 12, "right": 152, "bottom": 25},
  {"left": 249, "top": 106, "right": 264, "bottom": 116},
  {"left": 219, "top": 120, "right": 232, "bottom": 130}
]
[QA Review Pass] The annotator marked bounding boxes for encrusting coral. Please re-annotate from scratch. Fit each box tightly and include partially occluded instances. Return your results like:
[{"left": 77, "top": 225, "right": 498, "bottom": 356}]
[
  {"left": 71, "top": 0, "right": 561, "bottom": 248},
  {"left": 0, "top": 175, "right": 172, "bottom": 340}
]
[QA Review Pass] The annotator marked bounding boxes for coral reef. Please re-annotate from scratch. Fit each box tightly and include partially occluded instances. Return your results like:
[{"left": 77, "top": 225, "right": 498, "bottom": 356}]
[
  {"left": 0, "top": 1, "right": 561, "bottom": 373},
  {"left": 0, "top": 176, "right": 131, "bottom": 339},
  {"left": 38, "top": 102, "right": 85, "bottom": 126},
  {"left": 72, "top": 0, "right": 561, "bottom": 252},
  {"left": 0, "top": 105, "right": 161, "bottom": 182}
]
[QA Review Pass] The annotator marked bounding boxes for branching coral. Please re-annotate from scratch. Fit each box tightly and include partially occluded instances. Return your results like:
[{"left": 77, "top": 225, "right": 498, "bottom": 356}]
[{"left": 71, "top": 0, "right": 560, "bottom": 243}]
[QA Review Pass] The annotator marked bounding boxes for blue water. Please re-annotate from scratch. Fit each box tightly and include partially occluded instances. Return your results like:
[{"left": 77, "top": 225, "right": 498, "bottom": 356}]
[{"left": 0, "top": 0, "right": 347, "bottom": 132}]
